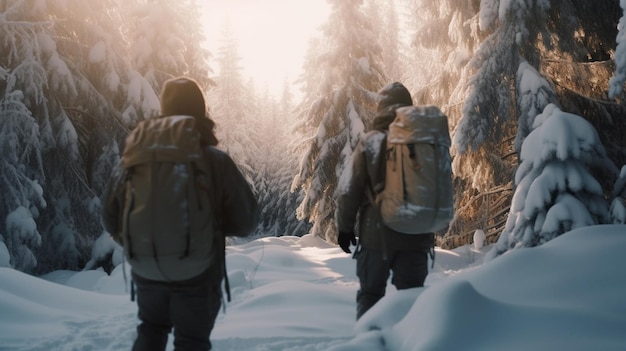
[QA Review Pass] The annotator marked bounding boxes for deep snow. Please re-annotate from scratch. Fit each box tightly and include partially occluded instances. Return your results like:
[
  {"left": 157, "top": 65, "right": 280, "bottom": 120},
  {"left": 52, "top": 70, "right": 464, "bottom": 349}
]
[{"left": 1, "top": 225, "right": 625, "bottom": 350}]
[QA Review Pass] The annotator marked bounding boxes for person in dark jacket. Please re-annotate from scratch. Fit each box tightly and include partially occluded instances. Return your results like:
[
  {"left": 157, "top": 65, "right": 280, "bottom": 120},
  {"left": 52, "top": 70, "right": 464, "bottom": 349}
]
[
  {"left": 102, "top": 77, "right": 258, "bottom": 351},
  {"left": 335, "top": 82, "right": 434, "bottom": 320}
]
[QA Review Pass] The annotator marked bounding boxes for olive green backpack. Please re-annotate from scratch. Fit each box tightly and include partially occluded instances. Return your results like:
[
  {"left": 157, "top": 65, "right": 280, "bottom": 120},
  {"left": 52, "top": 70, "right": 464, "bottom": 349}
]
[{"left": 120, "top": 115, "right": 215, "bottom": 281}]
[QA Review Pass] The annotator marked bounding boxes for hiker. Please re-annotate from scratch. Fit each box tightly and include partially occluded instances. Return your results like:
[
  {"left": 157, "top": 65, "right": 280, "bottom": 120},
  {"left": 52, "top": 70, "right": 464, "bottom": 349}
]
[
  {"left": 335, "top": 82, "right": 438, "bottom": 320},
  {"left": 102, "top": 77, "right": 258, "bottom": 351}
]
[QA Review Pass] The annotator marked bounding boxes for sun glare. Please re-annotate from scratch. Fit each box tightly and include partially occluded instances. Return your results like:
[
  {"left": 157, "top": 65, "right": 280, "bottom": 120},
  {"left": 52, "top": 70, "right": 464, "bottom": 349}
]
[{"left": 202, "top": 1, "right": 330, "bottom": 97}]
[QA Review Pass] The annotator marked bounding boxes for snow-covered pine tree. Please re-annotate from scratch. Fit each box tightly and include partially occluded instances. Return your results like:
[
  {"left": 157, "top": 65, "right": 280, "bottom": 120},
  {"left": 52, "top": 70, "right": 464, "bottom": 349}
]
[
  {"left": 406, "top": 0, "right": 481, "bottom": 113},
  {"left": 364, "top": 0, "right": 406, "bottom": 82},
  {"left": 278, "top": 80, "right": 312, "bottom": 236},
  {"left": 127, "top": 0, "right": 210, "bottom": 91},
  {"left": 31, "top": 1, "right": 147, "bottom": 272},
  {"left": 406, "top": 0, "right": 625, "bottom": 248},
  {"left": 250, "top": 90, "right": 278, "bottom": 237},
  {"left": 1, "top": 0, "right": 212, "bottom": 273},
  {"left": 488, "top": 104, "right": 612, "bottom": 259},
  {"left": 0, "top": 90, "right": 46, "bottom": 273},
  {"left": 292, "top": 0, "right": 386, "bottom": 242},
  {"left": 453, "top": 0, "right": 551, "bottom": 192},
  {"left": 252, "top": 80, "right": 311, "bottom": 238},
  {"left": 0, "top": 1, "right": 91, "bottom": 272},
  {"left": 206, "top": 20, "right": 259, "bottom": 183},
  {"left": 538, "top": 0, "right": 625, "bottom": 185}
]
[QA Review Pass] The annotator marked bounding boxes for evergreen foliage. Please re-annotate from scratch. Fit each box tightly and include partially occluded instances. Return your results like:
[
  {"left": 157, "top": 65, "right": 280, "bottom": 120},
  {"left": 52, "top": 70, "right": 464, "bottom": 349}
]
[
  {"left": 0, "top": 0, "right": 209, "bottom": 273},
  {"left": 292, "top": 0, "right": 386, "bottom": 242},
  {"left": 489, "top": 104, "right": 612, "bottom": 259},
  {"left": 2, "top": 0, "right": 626, "bottom": 273},
  {"left": 406, "top": 0, "right": 625, "bottom": 247},
  {"left": 207, "top": 20, "right": 309, "bottom": 240}
]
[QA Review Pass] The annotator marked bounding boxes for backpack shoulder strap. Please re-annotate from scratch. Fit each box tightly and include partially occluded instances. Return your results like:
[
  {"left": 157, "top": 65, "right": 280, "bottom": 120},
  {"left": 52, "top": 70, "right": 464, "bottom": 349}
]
[{"left": 364, "top": 131, "right": 387, "bottom": 205}]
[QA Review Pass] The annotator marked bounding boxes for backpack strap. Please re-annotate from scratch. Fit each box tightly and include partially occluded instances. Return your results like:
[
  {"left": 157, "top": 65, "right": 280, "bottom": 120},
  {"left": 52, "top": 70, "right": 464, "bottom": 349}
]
[
  {"left": 123, "top": 170, "right": 135, "bottom": 259},
  {"left": 148, "top": 158, "right": 159, "bottom": 259},
  {"left": 430, "top": 142, "right": 441, "bottom": 230},
  {"left": 178, "top": 161, "right": 195, "bottom": 259},
  {"left": 147, "top": 157, "right": 173, "bottom": 282}
]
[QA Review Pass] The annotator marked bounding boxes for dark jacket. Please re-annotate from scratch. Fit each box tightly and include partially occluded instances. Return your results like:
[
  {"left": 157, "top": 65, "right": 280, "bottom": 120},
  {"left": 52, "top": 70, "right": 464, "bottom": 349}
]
[{"left": 335, "top": 108, "right": 434, "bottom": 254}]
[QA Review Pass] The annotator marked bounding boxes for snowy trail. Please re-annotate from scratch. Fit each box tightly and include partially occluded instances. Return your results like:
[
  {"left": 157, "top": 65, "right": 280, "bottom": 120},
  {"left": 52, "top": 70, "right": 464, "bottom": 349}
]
[
  {"left": 211, "top": 236, "right": 359, "bottom": 347},
  {"left": 0, "top": 232, "right": 478, "bottom": 351},
  {"left": 20, "top": 307, "right": 137, "bottom": 351},
  {"left": 212, "top": 337, "right": 350, "bottom": 351},
  {"left": 1, "top": 235, "right": 362, "bottom": 351}
]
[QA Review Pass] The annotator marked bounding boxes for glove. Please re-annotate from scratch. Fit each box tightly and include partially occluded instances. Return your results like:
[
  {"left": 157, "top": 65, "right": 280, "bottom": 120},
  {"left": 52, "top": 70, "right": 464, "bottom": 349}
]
[{"left": 338, "top": 231, "right": 357, "bottom": 254}]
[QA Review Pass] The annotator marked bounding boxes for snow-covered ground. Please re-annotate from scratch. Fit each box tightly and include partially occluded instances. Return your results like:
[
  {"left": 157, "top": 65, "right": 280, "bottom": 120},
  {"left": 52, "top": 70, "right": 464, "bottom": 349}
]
[{"left": 1, "top": 224, "right": 625, "bottom": 350}]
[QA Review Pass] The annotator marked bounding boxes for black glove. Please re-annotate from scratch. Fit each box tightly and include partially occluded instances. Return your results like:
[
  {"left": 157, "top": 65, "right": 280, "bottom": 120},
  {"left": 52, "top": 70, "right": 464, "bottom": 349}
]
[{"left": 338, "top": 231, "right": 357, "bottom": 254}]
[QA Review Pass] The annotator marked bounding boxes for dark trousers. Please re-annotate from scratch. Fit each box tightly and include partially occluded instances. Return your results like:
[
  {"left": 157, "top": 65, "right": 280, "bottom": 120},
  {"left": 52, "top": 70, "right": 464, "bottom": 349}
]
[
  {"left": 355, "top": 248, "right": 429, "bottom": 320},
  {"left": 132, "top": 268, "right": 222, "bottom": 351}
]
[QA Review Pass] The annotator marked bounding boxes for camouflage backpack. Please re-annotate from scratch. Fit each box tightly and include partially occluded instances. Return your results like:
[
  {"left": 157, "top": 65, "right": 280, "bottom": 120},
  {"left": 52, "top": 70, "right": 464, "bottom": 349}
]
[
  {"left": 376, "top": 105, "right": 454, "bottom": 234},
  {"left": 120, "top": 115, "right": 215, "bottom": 281}
]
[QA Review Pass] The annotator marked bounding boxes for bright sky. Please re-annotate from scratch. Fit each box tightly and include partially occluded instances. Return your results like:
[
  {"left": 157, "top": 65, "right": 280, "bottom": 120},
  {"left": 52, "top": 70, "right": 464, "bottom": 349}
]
[{"left": 201, "top": 1, "right": 331, "bottom": 98}]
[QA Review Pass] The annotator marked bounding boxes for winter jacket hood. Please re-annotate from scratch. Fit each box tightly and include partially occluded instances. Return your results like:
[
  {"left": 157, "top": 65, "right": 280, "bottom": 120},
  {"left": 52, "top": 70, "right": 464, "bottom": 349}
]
[
  {"left": 373, "top": 81, "right": 413, "bottom": 131},
  {"left": 159, "top": 76, "right": 218, "bottom": 146},
  {"left": 376, "top": 82, "right": 413, "bottom": 114}
]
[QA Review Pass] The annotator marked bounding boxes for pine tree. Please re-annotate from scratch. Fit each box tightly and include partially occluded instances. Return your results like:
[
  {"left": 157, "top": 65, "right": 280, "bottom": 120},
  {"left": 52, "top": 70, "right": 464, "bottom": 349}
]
[
  {"left": 488, "top": 104, "right": 612, "bottom": 259},
  {"left": 292, "top": 0, "right": 386, "bottom": 242},
  {"left": 131, "top": 5, "right": 213, "bottom": 101},
  {"left": 365, "top": 0, "right": 406, "bottom": 82},
  {"left": 0, "top": 0, "right": 212, "bottom": 273},
  {"left": 207, "top": 21, "right": 258, "bottom": 182},
  {"left": 253, "top": 81, "right": 311, "bottom": 237},
  {"left": 0, "top": 90, "right": 45, "bottom": 272},
  {"left": 406, "top": 1, "right": 481, "bottom": 110},
  {"left": 406, "top": 0, "right": 625, "bottom": 248},
  {"left": 452, "top": 0, "right": 553, "bottom": 191}
]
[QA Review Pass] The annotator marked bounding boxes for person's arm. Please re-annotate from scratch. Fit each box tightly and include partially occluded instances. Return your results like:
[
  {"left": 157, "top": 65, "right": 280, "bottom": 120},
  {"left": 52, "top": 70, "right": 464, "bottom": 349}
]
[
  {"left": 336, "top": 139, "right": 368, "bottom": 233},
  {"left": 214, "top": 150, "right": 259, "bottom": 237},
  {"left": 101, "top": 164, "right": 127, "bottom": 244}
]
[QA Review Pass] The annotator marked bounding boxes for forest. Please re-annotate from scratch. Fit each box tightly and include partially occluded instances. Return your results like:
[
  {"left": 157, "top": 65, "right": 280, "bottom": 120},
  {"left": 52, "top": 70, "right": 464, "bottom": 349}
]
[{"left": 1, "top": 0, "right": 626, "bottom": 275}]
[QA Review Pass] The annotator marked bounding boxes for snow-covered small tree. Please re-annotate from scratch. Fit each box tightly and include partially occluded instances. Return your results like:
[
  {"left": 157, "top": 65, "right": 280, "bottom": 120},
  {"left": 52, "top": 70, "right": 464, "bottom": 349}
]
[{"left": 488, "top": 104, "right": 612, "bottom": 259}]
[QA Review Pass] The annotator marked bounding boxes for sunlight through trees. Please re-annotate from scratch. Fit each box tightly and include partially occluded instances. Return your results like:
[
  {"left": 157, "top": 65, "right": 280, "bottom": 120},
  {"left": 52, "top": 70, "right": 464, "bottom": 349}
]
[{"left": 1, "top": 0, "right": 626, "bottom": 273}]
